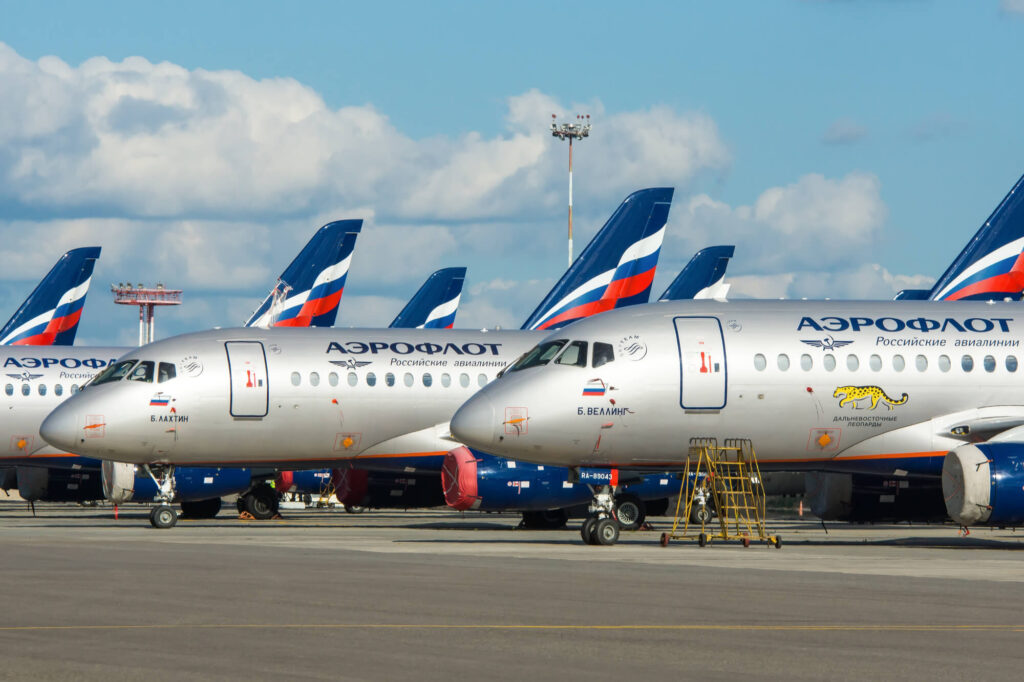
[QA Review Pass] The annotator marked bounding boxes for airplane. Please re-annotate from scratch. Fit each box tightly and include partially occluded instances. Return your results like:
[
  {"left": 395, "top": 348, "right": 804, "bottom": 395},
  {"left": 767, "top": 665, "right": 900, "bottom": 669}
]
[
  {"left": 0, "top": 247, "right": 100, "bottom": 346},
  {"left": 389, "top": 267, "right": 466, "bottom": 329},
  {"left": 3, "top": 222, "right": 362, "bottom": 517},
  {"left": 39, "top": 188, "right": 675, "bottom": 527}
]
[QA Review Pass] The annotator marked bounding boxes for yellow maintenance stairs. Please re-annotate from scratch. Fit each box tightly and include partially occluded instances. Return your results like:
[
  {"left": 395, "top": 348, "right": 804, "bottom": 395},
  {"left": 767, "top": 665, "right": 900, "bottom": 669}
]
[{"left": 660, "top": 438, "right": 781, "bottom": 549}]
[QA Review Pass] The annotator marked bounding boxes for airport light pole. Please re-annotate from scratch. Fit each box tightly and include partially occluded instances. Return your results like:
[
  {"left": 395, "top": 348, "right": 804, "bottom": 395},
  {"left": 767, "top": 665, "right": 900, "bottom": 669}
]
[{"left": 551, "top": 114, "right": 592, "bottom": 267}]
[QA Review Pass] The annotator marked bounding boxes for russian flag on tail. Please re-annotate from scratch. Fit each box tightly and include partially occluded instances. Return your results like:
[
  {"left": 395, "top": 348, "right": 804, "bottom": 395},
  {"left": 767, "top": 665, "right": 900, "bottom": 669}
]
[
  {"left": 0, "top": 247, "right": 100, "bottom": 346},
  {"left": 245, "top": 220, "right": 362, "bottom": 329},
  {"left": 521, "top": 188, "right": 673, "bottom": 331},
  {"left": 928, "top": 173, "right": 1024, "bottom": 301}
]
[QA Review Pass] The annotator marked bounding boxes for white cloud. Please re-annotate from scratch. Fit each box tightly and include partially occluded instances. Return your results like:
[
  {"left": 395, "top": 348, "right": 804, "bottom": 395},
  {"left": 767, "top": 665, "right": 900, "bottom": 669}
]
[{"left": 1001, "top": 0, "right": 1024, "bottom": 15}]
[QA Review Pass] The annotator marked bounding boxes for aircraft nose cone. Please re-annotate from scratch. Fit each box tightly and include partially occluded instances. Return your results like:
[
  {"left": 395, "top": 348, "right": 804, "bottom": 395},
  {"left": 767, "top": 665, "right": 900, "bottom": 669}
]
[
  {"left": 40, "top": 403, "right": 80, "bottom": 453},
  {"left": 451, "top": 393, "right": 497, "bottom": 450}
]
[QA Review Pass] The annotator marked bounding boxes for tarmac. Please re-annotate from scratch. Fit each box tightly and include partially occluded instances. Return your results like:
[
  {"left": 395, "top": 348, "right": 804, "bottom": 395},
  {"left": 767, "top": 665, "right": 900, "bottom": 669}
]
[{"left": 1, "top": 501, "right": 1022, "bottom": 681}]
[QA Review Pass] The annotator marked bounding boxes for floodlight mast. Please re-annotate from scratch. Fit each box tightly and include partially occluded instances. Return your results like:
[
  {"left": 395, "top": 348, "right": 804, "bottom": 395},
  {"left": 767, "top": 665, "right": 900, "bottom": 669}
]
[{"left": 551, "top": 113, "right": 592, "bottom": 267}]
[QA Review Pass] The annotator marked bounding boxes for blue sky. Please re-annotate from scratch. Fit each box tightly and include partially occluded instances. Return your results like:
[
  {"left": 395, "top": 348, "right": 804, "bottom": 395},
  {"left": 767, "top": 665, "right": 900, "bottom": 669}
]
[{"left": 1, "top": 1, "right": 1023, "bottom": 344}]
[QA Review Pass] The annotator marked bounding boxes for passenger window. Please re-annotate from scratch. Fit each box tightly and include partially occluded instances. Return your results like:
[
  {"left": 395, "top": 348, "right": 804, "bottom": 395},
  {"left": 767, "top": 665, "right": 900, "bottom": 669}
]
[
  {"left": 1007, "top": 356, "right": 1019, "bottom": 372},
  {"left": 329, "top": 372, "right": 339, "bottom": 387},
  {"left": 753, "top": 354, "right": 767, "bottom": 371},
  {"left": 478, "top": 373, "right": 488, "bottom": 387},
  {"left": 71, "top": 384, "right": 79, "bottom": 394},
  {"left": 4, "top": 384, "right": 12, "bottom": 396},
  {"left": 157, "top": 363, "right": 176, "bottom": 383},
  {"left": 347, "top": 372, "right": 357, "bottom": 387},
  {"left": 91, "top": 359, "right": 137, "bottom": 386},
  {"left": 38, "top": 384, "right": 46, "bottom": 396},
  {"left": 127, "top": 361, "right": 154, "bottom": 383},
  {"left": 55, "top": 384, "right": 63, "bottom": 397},
  {"left": 846, "top": 354, "right": 859, "bottom": 371},
  {"left": 310, "top": 372, "right": 321, "bottom": 387},
  {"left": 938, "top": 355, "right": 951, "bottom": 372},
  {"left": 459, "top": 373, "right": 470, "bottom": 388},
  {"left": 823, "top": 354, "right": 836, "bottom": 372},
  {"left": 403, "top": 373, "right": 414, "bottom": 387},
  {"left": 555, "top": 341, "right": 588, "bottom": 367},
  {"left": 423, "top": 373, "right": 433, "bottom": 387},
  {"left": 800, "top": 354, "right": 812, "bottom": 371},
  {"left": 869, "top": 354, "right": 882, "bottom": 372},
  {"left": 777, "top": 354, "right": 790, "bottom": 371},
  {"left": 21, "top": 384, "right": 29, "bottom": 396},
  {"left": 915, "top": 355, "right": 928, "bottom": 372},
  {"left": 592, "top": 343, "right": 615, "bottom": 369},
  {"left": 291, "top": 372, "right": 301, "bottom": 386},
  {"left": 509, "top": 340, "right": 568, "bottom": 372},
  {"left": 892, "top": 355, "right": 905, "bottom": 372},
  {"left": 961, "top": 355, "right": 974, "bottom": 372},
  {"left": 441, "top": 373, "right": 451, "bottom": 387},
  {"left": 984, "top": 355, "right": 996, "bottom": 373},
  {"left": 366, "top": 372, "right": 377, "bottom": 387},
  {"left": 385, "top": 372, "right": 395, "bottom": 387}
]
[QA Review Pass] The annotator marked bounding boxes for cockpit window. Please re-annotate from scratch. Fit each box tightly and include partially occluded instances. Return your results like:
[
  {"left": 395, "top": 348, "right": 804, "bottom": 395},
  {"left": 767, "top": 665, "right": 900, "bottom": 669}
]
[
  {"left": 91, "top": 359, "right": 138, "bottom": 386},
  {"left": 554, "top": 340, "right": 588, "bottom": 367},
  {"left": 127, "top": 361, "right": 155, "bottom": 383},
  {"left": 508, "top": 339, "right": 568, "bottom": 372},
  {"left": 158, "top": 362, "right": 177, "bottom": 383},
  {"left": 593, "top": 342, "right": 615, "bottom": 368}
]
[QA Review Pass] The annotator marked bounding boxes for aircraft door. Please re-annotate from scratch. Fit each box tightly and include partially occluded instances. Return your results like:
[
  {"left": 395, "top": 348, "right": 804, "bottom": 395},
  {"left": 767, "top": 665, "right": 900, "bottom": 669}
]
[
  {"left": 673, "top": 316, "right": 727, "bottom": 409},
  {"left": 225, "top": 341, "right": 269, "bottom": 418}
]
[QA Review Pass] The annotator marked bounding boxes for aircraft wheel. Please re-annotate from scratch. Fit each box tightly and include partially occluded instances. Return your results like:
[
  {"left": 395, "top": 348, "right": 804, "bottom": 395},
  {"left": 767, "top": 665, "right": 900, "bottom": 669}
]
[
  {"left": 594, "top": 518, "right": 620, "bottom": 546},
  {"left": 236, "top": 497, "right": 246, "bottom": 514},
  {"left": 522, "top": 509, "right": 569, "bottom": 530},
  {"left": 344, "top": 504, "right": 365, "bottom": 514},
  {"left": 614, "top": 495, "right": 645, "bottom": 531},
  {"left": 180, "top": 498, "right": 222, "bottom": 519},
  {"left": 580, "top": 517, "right": 598, "bottom": 544},
  {"left": 150, "top": 505, "right": 177, "bottom": 529},
  {"left": 691, "top": 505, "right": 712, "bottom": 525},
  {"left": 245, "top": 484, "right": 279, "bottom": 520}
]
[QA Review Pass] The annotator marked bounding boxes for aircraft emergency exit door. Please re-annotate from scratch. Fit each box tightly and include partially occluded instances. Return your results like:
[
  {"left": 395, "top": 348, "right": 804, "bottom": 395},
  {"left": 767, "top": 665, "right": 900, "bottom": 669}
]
[{"left": 674, "top": 316, "right": 727, "bottom": 409}]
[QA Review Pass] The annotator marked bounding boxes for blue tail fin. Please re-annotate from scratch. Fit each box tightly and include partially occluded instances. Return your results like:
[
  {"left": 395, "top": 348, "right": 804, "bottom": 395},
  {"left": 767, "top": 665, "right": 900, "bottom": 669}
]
[
  {"left": 389, "top": 267, "right": 467, "bottom": 329},
  {"left": 658, "top": 245, "right": 735, "bottom": 301},
  {"left": 245, "top": 220, "right": 362, "bottom": 328},
  {"left": 928, "top": 173, "right": 1024, "bottom": 301},
  {"left": 520, "top": 188, "right": 673, "bottom": 331},
  {"left": 0, "top": 247, "right": 100, "bottom": 346}
]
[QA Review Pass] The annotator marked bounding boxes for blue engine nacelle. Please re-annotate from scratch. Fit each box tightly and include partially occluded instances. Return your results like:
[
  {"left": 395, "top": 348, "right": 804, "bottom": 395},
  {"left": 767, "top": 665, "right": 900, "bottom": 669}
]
[
  {"left": 943, "top": 443, "right": 1024, "bottom": 526},
  {"left": 442, "top": 447, "right": 676, "bottom": 512}
]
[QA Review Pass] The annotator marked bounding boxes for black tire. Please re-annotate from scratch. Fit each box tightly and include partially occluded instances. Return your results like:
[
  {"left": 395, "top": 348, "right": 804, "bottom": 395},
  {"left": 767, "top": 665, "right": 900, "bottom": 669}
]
[
  {"left": 691, "top": 504, "right": 712, "bottom": 525},
  {"left": 594, "top": 518, "right": 620, "bottom": 546},
  {"left": 344, "top": 504, "right": 365, "bottom": 514},
  {"left": 698, "top": 532, "right": 708, "bottom": 547},
  {"left": 645, "top": 498, "right": 670, "bottom": 517},
  {"left": 774, "top": 535, "right": 782, "bottom": 549},
  {"left": 245, "top": 484, "right": 279, "bottom": 520},
  {"left": 614, "top": 495, "right": 646, "bottom": 531},
  {"left": 180, "top": 498, "right": 222, "bottom": 519},
  {"left": 150, "top": 505, "right": 177, "bottom": 529},
  {"left": 580, "top": 517, "right": 598, "bottom": 544},
  {"left": 236, "top": 497, "right": 246, "bottom": 514}
]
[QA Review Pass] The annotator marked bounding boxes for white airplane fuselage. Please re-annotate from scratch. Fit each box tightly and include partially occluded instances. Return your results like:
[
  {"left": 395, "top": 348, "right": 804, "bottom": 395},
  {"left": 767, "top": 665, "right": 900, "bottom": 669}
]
[{"left": 449, "top": 299, "right": 1024, "bottom": 474}]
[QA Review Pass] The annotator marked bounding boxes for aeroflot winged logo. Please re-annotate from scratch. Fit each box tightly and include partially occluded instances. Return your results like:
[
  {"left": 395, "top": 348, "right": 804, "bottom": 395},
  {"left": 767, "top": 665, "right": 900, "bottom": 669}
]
[
  {"left": 801, "top": 336, "right": 854, "bottom": 351},
  {"left": 6, "top": 371, "right": 43, "bottom": 382}
]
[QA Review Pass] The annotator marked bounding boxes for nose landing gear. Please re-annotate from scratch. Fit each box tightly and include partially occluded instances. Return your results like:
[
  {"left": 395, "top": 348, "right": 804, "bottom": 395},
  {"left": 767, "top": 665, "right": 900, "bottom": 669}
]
[
  {"left": 143, "top": 463, "right": 178, "bottom": 529},
  {"left": 580, "top": 485, "right": 623, "bottom": 545}
]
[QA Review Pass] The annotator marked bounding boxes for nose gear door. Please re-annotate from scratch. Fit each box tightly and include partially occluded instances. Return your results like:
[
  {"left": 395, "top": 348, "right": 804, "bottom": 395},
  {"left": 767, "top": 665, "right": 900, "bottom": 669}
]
[
  {"left": 673, "top": 316, "right": 727, "bottom": 409},
  {"left": 225, "top": 341, "right": 269, "bottom": 418}
]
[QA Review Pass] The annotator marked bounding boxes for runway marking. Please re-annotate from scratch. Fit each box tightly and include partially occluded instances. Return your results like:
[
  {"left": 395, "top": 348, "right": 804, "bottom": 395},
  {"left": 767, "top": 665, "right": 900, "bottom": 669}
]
[{"left": 1, "top": 624, "right": 1022, "bottom": 632}]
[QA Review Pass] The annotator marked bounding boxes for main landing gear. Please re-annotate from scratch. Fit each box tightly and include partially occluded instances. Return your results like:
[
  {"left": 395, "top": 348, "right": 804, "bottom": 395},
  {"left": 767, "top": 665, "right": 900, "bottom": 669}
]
[
  {"left": 237, "top": 482, "right": 280, "bottom": 520},
  {"left": 580, "top": 484, "right": 622, "bottom": 546},
  {"left": 143, "top": 464, "right": 178, "bottom": 529}
]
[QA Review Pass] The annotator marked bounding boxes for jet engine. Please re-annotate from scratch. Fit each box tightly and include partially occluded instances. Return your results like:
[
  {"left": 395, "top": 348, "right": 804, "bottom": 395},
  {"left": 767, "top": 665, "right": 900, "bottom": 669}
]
[
  {"left": 944, "top": 443, "right": 1024, "bottom": 526},
  {"left": 102, "top": 461, "right": 137, "bottom": 503},
  {"left": 806, "top": 471, "right": 945, "bottom": 522},
  {"left": 333, "top": 467, "right": 443, "bottom": 509}
]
